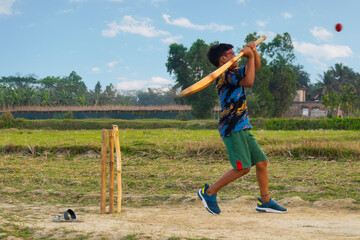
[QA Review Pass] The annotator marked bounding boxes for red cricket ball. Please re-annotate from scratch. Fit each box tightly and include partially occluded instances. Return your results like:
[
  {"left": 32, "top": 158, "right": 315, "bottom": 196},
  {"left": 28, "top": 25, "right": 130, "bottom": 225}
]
[{"left": 335, "top": 23, "right": 342, "bottom": 32}]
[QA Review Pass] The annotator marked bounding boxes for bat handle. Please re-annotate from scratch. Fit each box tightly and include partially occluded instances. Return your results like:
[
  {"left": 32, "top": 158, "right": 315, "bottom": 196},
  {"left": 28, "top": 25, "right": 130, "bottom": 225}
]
[
  {"left": 255, "top": 35, "right": 266, "bottom": 46},
  {"left": 239, "top": 35, "right": 266, "bottom": 56}
]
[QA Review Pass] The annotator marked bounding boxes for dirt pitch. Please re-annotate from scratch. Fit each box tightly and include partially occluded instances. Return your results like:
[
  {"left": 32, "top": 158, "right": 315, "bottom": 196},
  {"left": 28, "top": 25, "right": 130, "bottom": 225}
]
[{"left": 1, "top": 196, "right": 359, "bottom": 240}]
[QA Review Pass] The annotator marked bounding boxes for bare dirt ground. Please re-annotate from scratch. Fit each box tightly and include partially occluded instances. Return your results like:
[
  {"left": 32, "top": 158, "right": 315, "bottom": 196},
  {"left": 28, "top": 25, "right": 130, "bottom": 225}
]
[{"left": 1, "top": 196, "right": 360, "bottom": 240}]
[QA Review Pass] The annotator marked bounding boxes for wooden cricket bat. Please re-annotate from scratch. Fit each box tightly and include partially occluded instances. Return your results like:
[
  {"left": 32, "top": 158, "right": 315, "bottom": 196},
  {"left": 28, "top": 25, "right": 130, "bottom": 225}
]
[{"left": 177, "top": 35, "right": 266, "bottom": 97}]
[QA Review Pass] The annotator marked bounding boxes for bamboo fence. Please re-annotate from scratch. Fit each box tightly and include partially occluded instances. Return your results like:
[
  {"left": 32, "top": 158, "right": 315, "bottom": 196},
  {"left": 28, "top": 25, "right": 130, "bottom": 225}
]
[{"left": 0, "top": 105, "right": 221, "bottom": 113}]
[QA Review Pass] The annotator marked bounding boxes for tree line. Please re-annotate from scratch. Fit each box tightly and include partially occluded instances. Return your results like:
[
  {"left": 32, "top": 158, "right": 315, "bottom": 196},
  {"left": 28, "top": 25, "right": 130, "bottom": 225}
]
[
  {"left": 0, "top": 72, "right": 176, "bottom": 108},
  {"left": 1, "top": 32, "right": 359, "bottom": 118},
  {"left": 167, "top": 32, "right": 360, "bottom": 118}
]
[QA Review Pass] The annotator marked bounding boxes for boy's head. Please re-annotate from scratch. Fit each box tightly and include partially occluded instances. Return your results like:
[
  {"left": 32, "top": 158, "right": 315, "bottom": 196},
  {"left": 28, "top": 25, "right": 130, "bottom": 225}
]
[{"left": 207, "top": 43, "right": 235, "bottom": 68}]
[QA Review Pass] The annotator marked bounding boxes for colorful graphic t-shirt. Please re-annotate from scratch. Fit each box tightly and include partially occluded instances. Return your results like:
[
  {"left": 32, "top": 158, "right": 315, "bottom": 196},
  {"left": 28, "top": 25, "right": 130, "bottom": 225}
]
[{"left": 215, "top": 66, "right": 252, "bottom": 139}]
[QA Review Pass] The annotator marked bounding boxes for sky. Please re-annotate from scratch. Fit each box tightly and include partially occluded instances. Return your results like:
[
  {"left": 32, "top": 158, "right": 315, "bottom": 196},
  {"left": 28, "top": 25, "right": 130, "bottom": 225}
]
[{"left": 0, "top": 0, "right": 358, "bottom": 92}]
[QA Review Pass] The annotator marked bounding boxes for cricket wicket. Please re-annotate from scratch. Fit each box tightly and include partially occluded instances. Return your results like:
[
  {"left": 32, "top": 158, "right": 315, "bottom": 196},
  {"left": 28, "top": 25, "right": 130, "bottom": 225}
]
[{"left": 100, "top": 125, "right": 122, "bottom": 214}]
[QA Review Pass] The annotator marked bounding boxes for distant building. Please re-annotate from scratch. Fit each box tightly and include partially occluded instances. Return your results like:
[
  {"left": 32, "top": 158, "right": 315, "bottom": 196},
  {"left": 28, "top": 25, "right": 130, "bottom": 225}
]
[
  {"left": 283, "top": 89, "right": 327, "bottom": 118},
  {"left": 294, "top": 88, "right": 306, "bottom": 102}
]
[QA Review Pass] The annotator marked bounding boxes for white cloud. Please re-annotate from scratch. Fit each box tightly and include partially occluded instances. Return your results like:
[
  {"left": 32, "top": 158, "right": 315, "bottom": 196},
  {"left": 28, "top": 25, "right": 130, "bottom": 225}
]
[
  {"left": 107, "top": 0, "right": 124, "bottom": 2},
  {"left": 102, "top": 16, "right": 170, "bottom": 38},
  {"left": 151, "top": 76, "right": 171, "bottom": 85},
  {"left": 117, "top": 80, "right": 145, "bottom": 90},
  {"left": 256, "top": 20, "right": 267, "bottom": 27},
  {"left": 56, "top": 9, "right": 74, "bottom": 15},
  {"left": 306, "top": 58, "right": 328, "bottom": 71},
  {"left": 91, "top": 67, "right": 101, "bottom": 73},
  {"left": 282, "top": 12, "right": 293, "bottom": 19},
  {"left": 151, "top": 0, "right": 166, "bottom": 7},
  {"left": 258, "top": 30, "right": 275, "bottom": 40},
  {"left": 237, "top": 0, "right": 246, "bottom": 4},
  {"left": 293, "top": 41, "right": 353, "bottom": 61},
  {"left": 116, "top": 76, "right": 172, "bottom": 91},
  {"left": 161, "top": 35, "right": 182, "bottom": 44},
  {"left": 163, "top": 14, "right": 234, "bottom": 32},
  {"left": 0, "top": 0, "right": 16, "bottom": 15},
  {"left": 310, "top": 26, "right": 333, "bottom": 42},
  {"left": 106, "top": 61, "right": 118, "bottom": 68}
]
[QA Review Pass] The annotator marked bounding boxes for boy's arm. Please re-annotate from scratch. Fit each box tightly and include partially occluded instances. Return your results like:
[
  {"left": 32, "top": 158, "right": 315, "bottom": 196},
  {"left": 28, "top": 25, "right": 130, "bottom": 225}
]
[
  {"left": 247, "top": 41, "right": 261, "bottom": 70},
  {"left": 239, "top": 46, "right": 255, "bottom": 88},
  {"left": 253, "top": 48, "right": 261, "bottom": 71}
]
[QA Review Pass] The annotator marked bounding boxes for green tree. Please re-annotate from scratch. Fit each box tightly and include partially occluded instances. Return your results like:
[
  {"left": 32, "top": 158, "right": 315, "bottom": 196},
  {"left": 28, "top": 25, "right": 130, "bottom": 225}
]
[
  {"left": 261, "top": 32, "right": 295, "bottom": 63},
  {"left": 117, "top": 91, "right": 138, "bottom": 106},
  {"left": 239, "top": 33, "right": 275, "bottom": 117},
  {"left": 245, "top": 57, "right": 274, "bottom": 117},
  {"left": 137, "top": 88, "right": 175, "bottom": 106},
  {"left": 264, "top": 34, "right": 297, "bottom": 117},
  {"left": 317, "top": 63, "right": 360, "bottom": 116},
  {"left": 0, "top": 74, "right": 37, "bottom": 89},
  {"left": 293, "top": 64, "right": 310, "bottom": 89},
  {"left": 339, "top": 85, "right": 358, "bottom": 117},
  {"left": 99, "top": 83, "right": 117, "bottom": 105},
  {"left": 91, "top": 81, "right": 102, "bottom": 106},
  {"left": 53, "top": 71, "right": 88, "bottom": 106},
  {"left": 166, "top": 39, "right": 218, "bottom": 119},
  {"left": 306, "top": 82, "right": 323, "bottom": 101},
  {"left": 318, "top": 63, "right": 358, "bottom": 95},
  {"left": 0, "top": 74, "right": 38, "bottom": 107},
  {"left": 241, "top": 32, "right": 298, "bottom": 117},
  {"left": 322, "top": 91, "right": 339, "bottom": 117},
  {"left": 38, "top": 76, "right": 60, "bottom": 105},
  {"left": 38, "top": 89, "right": 51, "bottom": 106},
  {"left": 76, "top": 94, "right": 88, "bottom": 106},
  {"left": 270, "top": 56, "right": 297, "bottom": 117},
  {"left": 318, "top": 70, "right": 336, "bottom": 95}
]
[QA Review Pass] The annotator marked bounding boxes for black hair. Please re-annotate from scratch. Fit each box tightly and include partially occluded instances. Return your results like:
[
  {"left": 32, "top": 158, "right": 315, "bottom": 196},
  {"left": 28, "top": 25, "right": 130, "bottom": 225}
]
[{"left": 207, "top": 43, "right": 234, "bottom": 67}]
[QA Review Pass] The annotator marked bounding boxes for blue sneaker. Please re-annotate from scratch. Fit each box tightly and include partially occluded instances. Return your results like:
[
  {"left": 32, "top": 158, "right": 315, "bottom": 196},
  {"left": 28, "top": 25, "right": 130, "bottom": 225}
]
[
  {"left": 256, "top": 198, "right": 287, "bottom": 213},
  {"left": 197, "top": 184, "right": 221, "bottom": 215}
]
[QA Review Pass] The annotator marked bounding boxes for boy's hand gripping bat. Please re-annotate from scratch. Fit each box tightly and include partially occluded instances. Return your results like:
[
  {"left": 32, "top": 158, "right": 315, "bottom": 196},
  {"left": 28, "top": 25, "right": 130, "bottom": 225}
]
[{"left": 177, "top": 35, "right": 266, "bottom": 97}]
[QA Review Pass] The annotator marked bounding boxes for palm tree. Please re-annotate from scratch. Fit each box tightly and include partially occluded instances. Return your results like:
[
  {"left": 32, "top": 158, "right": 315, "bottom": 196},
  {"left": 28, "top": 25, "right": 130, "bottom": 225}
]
[
  {"left": 330, "top": 63, "right": 355, "bottom": 92},
  {"left": 317, "top": 70, "right": 336, "bottom": 95}
]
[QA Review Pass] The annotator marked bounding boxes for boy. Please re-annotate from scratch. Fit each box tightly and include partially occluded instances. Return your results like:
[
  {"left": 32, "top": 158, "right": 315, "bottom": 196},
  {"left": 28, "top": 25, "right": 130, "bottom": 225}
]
[{"left": 197, "top": 41, "right": 287, "bottom": 214}]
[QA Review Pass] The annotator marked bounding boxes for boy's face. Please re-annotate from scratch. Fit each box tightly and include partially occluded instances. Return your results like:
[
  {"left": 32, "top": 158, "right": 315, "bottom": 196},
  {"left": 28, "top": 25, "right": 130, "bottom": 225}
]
[{"left": 220, "top": 49, "right": 238, "bottom": 69}]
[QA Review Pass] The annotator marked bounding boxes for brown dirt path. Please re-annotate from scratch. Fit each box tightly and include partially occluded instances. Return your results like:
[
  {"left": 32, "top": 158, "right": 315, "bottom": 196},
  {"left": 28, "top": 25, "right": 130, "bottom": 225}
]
[{"left": 1, "top": 196, "right": 359, "bottom": 239}]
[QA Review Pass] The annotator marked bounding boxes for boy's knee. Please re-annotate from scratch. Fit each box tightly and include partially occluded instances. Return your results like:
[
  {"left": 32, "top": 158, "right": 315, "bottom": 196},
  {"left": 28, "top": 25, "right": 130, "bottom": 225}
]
[
  {"left": 240, "top": 168, "right": 251, "bottom": 174},
  {"left": 256, "top": 160, "right": 268, "bottom": 169}
]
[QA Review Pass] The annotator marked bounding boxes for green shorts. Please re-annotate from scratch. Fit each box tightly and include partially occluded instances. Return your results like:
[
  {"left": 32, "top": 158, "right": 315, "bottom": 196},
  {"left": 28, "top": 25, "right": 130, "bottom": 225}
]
[{"left": 222, "top": 130, "right": 267, "bottom": 170}]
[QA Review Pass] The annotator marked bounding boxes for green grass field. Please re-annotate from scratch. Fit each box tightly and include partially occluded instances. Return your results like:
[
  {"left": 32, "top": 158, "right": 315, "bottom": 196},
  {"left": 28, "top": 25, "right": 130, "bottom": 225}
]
[
  {"left": 1, "top": 128, "right": 359, "bottom": 206},
  {"left": 0, "top": 128, "right": 359, "bottom": 239}
]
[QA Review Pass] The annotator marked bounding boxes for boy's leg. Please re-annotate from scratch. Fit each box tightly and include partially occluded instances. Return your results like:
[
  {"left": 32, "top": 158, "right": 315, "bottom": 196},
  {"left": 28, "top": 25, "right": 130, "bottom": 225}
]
[
  {"left": 208, "top": 131, "right": 252, "bottom": 195},
  {"left": 198, "top": 130, "right": 252, "bottom": 215},
  {"left": 198, "top": 168, "right": 250, "bottom": 215},
  {"left": 255, "top": 159, "right": 287, "bottom": 213},
  {"left": 206, "top": 168, "right": 250, "bottom": 196},
  {"left": 255, "top": 160, "right": 270, "bottom": 203}
]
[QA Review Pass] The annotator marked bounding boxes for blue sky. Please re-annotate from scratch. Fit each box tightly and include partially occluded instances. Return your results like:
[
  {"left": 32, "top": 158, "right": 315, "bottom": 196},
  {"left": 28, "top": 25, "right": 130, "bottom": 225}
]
[{"left": 0, "top": 0, "right": 358, "bottom": 92}]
